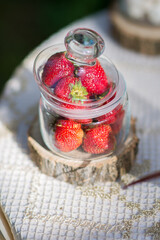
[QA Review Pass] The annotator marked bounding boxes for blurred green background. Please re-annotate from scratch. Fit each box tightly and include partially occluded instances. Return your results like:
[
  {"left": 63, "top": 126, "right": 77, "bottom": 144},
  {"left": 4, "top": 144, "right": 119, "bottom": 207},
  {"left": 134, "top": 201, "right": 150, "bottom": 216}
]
[{"left": 0, "top": 0, "right": 112, "bottom": 93}]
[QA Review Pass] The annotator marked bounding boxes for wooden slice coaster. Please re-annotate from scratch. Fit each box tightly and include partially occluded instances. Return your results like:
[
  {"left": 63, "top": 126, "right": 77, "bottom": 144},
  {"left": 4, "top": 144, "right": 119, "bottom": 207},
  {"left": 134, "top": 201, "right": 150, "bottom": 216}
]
[
  {"left": 110, "top": 9, "right": 160, "bottom": 55},
  {"left": 28, "top": 117, "right": 139, "bottom": 185}
]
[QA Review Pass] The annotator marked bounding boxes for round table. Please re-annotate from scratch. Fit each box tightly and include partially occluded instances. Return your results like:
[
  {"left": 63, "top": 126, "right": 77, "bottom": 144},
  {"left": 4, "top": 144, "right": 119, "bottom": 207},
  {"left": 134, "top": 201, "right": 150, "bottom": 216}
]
[{"left": 1, "top": 9, "right": 160, "bottom": 240}]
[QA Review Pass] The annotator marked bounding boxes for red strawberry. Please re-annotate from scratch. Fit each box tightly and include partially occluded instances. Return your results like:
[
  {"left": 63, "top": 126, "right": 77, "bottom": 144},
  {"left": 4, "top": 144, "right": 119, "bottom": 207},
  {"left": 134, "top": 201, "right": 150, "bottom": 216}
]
[
  {"left": 54, "top": 76, "right": 89, "bottom": 103},
  {"left": 82, "top": 125, "right": 116, "bottom": 154},
  {"left": 54, "top": 76, "right": 92, "bottom": 123},
  {"left": 54, "top": 76, "right": 77, "bottom": 102},
  {"left": 77, "top": 60, "right": 108, "bottom": 95},
  {"left": 95, "top": 82, "right": 115, "bottom": 101},
  {"left": 75, "top": 119, "right": 92, "bottom": 124},
  {"left": 97, "top": 104, "right": 124, "bottom": 125},
  {"left": 55, "top": 119, "right": 84, "bottom": 152},
  {"left": 42, "top": 52, "right": 74, "bottom": 87},
  {"left": 110, "top": 109, "right": 125, "bottom": 135}
]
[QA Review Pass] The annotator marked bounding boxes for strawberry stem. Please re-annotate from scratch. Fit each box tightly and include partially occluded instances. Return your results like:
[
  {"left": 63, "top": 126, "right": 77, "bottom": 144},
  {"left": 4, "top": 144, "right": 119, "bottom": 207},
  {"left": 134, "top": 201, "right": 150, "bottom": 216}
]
[{"left": 69, "top": 80, "right": 88, "bottom": 103}]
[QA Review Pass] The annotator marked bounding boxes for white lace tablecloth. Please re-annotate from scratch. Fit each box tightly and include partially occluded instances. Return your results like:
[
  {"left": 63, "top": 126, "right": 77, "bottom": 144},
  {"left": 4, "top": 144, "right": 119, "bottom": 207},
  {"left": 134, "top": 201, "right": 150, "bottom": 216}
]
[{"left": 1, "top": 10, "right": 160, "bottom": 240}]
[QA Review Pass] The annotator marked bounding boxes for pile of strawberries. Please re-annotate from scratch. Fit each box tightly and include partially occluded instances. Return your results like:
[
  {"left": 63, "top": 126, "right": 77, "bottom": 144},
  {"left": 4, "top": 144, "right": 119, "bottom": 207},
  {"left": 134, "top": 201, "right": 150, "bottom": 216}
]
[{"left": 42, "top": 52, "right": 125, "bottom": 154}]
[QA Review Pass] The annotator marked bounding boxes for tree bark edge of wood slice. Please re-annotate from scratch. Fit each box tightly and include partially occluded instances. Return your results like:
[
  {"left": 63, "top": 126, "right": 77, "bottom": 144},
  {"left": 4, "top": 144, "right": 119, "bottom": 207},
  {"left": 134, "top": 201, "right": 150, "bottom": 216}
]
[
  {"left": 110, "top": 9, "right": 160, "bottom": 55},
  {"left": 27, "top": 117, "right": 139, "bottom": 185}
]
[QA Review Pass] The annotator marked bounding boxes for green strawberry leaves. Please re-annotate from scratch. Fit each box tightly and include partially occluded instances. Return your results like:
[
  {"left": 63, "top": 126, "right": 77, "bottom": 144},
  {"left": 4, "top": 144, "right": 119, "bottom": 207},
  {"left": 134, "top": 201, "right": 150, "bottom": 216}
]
[{"left": 69, "top": 80, "right": 88, "bottom": 103}]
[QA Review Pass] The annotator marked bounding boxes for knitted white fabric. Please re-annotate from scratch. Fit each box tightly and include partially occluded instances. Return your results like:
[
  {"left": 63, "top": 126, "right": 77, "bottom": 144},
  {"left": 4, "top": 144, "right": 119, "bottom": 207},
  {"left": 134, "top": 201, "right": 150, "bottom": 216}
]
[{"left": 0, "top": 10, "right": 160, "bottom": 240}]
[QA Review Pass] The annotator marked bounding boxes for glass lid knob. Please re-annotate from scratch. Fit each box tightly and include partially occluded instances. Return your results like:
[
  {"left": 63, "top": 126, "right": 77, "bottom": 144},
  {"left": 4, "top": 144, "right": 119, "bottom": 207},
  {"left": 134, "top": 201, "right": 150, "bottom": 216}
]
[{"left": 65, "top": 28, "right": 105, "bottom": 65}]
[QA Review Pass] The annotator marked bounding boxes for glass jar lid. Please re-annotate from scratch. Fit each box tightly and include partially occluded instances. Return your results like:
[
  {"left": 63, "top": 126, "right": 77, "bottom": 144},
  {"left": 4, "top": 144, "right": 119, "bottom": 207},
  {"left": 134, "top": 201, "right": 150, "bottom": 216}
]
[{"left": 34, "top": 28, "right": 122, "bottom": 115}]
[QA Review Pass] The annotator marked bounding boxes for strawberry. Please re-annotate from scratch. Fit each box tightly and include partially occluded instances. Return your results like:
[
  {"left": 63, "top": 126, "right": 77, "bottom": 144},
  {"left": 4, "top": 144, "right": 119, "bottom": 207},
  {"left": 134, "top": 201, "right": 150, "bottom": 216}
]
[
  {"left": 100, "top": 83, "right": 116, "bottom": 102},
  {"left": 42, "top": 52, "right": 74, "bottom": 87},
  {"left": 75, "top": 119, "right": 92, "bottom": 124},
  {"left": 110, "top": 108, "right": 125, "bottom": 135},
  {"left": 96, "top": 104, "right": 124, "bottom": 125},
  {"left": 77, "top": 60, "right": 108, "bottom": 95},
  {"left": 54, "top": 76, "right": 89, "bottom": 103},
  {"left": 82, "top": 124, "right": 116, "bottom": 154},
  {"left": 54, "top": 76, "right": 92, "bottom": 124},
  {"left": 55, "top": 119, "right": 84, "bottom": 152}
]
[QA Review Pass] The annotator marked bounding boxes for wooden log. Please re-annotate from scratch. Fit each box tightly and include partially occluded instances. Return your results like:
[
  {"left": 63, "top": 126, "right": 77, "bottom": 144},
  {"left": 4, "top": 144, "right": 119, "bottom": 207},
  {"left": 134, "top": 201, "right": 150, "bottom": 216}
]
[
  {"left": 28, "top": 117, "right": 139, "bottom": 185},
  {"left": 110, "top": 9, "right": 160, "bottom": 55}
]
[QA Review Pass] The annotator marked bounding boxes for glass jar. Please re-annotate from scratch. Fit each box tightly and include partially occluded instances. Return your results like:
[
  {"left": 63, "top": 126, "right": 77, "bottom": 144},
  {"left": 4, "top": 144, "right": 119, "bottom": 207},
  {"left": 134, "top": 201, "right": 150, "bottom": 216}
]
[
  {"left": 118, "top": 0, "right": 160, "bottom": 26},
  {"left": 33, "top": 28, "right": 130, "bottom": 161}
]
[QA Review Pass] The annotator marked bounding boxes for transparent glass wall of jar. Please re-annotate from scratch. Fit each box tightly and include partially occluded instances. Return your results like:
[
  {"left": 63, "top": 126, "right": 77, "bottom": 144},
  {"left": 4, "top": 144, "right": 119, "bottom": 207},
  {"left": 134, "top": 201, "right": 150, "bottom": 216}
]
[{"left": 33, "top": 29, "right": 131, "bottom": 161}]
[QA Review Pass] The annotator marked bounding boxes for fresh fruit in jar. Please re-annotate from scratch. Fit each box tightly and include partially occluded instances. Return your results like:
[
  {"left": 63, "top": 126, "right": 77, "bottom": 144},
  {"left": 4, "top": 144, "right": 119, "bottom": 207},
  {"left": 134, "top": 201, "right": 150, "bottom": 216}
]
[
  {"left": 54, "top": 76, "right": 89, "bottom": 103},
  {"left": 101, "top": 83, "right": 116, "bottom": 102},
  {"left": 111, "top": 109, "right": 125, "bottom": 135},
  {"left": 75, "top": 119, "right": 92, "bottom": 124},
  {"left": 42, "top": 52, "right": 74, "bottom": 87},
  {"left": 54, "top": 76, "right": 91, "bottom": 113},
  {"left": 96, "top": 104, "right": 125, "bottom": 125},
  {"left": 55, "top": 119, "right": 84, "bottom": 152},
  {"left": 82, "top": 124, "right": 116, "bottom": 154},
  {"left": 76, "top": 60, "right": 108, "bottom": 95}
]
